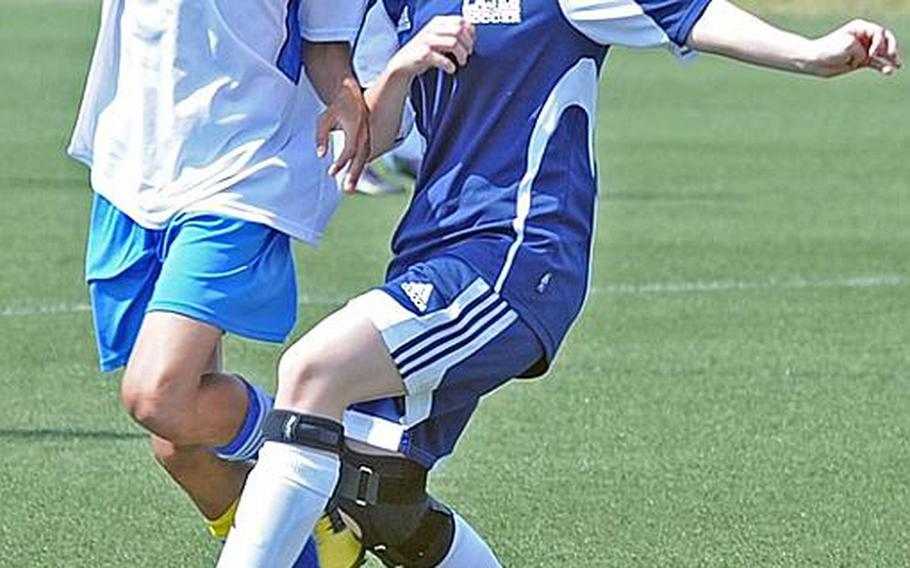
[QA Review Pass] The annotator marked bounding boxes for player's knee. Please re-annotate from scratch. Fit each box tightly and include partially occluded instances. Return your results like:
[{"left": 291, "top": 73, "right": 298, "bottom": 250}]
[
  {"left": 277, "top": 349, "right": 344, "bottom": 409},
  {"left": 120, "top": 364, "right": 192, "bottom": 440}
]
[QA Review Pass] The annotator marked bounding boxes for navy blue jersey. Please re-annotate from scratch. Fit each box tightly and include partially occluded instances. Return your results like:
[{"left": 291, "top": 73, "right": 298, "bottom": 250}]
[{"left": 355, "top": 0, "right": 711, "bottom": 361}]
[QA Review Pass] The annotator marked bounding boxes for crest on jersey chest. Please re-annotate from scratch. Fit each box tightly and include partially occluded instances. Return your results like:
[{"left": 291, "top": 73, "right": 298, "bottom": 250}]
[{"left": 463, "top": 0, "right": 522, "bottom": 24}]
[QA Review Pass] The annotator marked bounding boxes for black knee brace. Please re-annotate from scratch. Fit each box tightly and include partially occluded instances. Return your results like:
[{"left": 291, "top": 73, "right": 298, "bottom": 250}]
[
  {"left": 331, "top": 447, "right": 455, "bottom": 567},
  {"left": 261, "top": 409, "right": 345, "bottom": 454}
]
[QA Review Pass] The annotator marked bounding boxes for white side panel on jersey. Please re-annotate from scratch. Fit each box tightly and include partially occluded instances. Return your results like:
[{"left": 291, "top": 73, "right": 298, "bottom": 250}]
[
  {"left": 495, "top": 58, "right": 599, "bottom": 292},
  {"left": 353, "top": 1, "right": 400, "bottom": 86},
  {"left": 558, "top": 0, "right": 695, "bottom": 56},
  {"left": 353, "top": 1, "right": 416, "bottom": 141}
]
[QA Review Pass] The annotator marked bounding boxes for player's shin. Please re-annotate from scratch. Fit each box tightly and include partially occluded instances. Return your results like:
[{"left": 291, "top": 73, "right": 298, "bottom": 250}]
[
  {"left": 198, "top": 375, "right": 274, "bottom": 536},
  {"left": 217, "top": 410, "right": 345, "bottom": 568}
]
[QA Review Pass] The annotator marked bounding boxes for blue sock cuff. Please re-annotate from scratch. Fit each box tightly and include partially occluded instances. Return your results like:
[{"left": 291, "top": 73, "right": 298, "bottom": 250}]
[{"left": 212, "top": 376, "right": 274, "bottom": 462}]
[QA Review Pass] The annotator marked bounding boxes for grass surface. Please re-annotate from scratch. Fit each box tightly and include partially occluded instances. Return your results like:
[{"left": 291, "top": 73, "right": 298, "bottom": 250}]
[
  {"left": 1, "top": 1, "right": 908, "bottom": 566},
  {"left": 743, "top": 0, "right": 910, "bottom": 16}
]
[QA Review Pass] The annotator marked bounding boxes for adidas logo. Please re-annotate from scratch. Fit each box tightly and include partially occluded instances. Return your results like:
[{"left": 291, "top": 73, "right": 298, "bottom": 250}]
[{"left": 401, "top": 282, "right": 433, "bottom": 312}]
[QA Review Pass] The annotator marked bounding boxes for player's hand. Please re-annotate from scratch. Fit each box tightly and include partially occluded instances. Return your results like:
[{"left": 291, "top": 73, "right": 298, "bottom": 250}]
[
  {"left": 809, "top": 20, "right": 902, "bottom": 77},
  {"left": 317, "top": 77, "right": 371, "bottom": 193},
  {"left": 388, "top": 16, "right": 476, "bottom": 78}
]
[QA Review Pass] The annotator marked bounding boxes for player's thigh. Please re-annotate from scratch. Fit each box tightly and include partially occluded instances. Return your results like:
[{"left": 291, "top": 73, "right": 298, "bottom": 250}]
[
  {"left": 277, "top": 304, "right": 406, "bottom": 414},
  {"left": 124, "top": 311, "right": 224, "bottom": 397},
  {"left": 125, "top": 213, "right": 295, "bottom": 397}
]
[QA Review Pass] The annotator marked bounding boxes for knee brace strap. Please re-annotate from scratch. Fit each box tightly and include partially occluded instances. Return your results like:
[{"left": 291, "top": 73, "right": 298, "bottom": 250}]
[
  {"left": 261, "top": 409, "right": 344, "bottom": 454},
  {"left": 336, "top": 450, "right": 428, "bottom": 507},
  {"left": 333, "top": 447, "right": 454, "bottom": 567}
]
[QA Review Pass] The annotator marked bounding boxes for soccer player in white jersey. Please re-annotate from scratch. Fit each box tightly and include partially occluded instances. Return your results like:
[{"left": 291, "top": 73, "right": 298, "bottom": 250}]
[
  {"left": 69, "top": 0, "right": 371, "bottom": 564},
  {"left": 218, "top": 1, "right": 901, "bottom": 566}
]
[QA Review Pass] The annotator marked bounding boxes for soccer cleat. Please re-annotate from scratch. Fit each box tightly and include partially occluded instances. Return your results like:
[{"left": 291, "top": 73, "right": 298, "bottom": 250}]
[
  {"left": 354, "top": 155, "right": 418, "bottom": 196},
  {"left": 312, "top": 512, "right": 366, "bottom": 568},
  {"left": 355, "top": 161, "right": 406, "bottom": 196}
]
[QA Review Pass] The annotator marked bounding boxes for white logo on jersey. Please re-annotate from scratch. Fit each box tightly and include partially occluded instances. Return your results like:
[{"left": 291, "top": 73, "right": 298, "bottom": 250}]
[
  {"left": 397, "top": 6, "right": 412, "bottom": 32},
  {"left": 536, "top": 272, "right": 552, "bottom": 294},
  {"left": 463, "top": 0, "right": 521, "bottom": 24},
  {"left": 401, "top": 282, "right": 434, "bottom": 312}
]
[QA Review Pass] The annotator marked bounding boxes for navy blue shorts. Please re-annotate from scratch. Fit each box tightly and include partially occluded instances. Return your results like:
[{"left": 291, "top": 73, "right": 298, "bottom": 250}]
[
  {"left": 344, "top": 256, "right": 546, "bottom": 468},
  {"left": 85, "top": 194, "right": 297, "bottom": 372}
]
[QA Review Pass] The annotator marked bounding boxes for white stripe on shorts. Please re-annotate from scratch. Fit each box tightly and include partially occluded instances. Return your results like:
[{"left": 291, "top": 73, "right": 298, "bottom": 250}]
[
  {"left": 403, "top": 308, "right": 518, "bottom": 398},
  {"left": 342, "top": 409, "right": 407, "bottom": 453},
  {"left": 350, "top": 279, "right": 491, "bottom": 354},
  {"left": 347, "top": 278, "right": 519, "bottom": 426}
]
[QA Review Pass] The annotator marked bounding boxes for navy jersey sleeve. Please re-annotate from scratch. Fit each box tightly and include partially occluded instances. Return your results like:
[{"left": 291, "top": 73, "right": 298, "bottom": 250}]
[
  {"left": 559, "top": 0, "right": 712, "bottom": 51},
  {"left": 632, "top": 0, "right": 712, "bottom": 46}
]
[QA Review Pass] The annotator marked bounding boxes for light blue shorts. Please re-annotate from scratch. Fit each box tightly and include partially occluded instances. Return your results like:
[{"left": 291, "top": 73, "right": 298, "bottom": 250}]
[{"left": 85, "top": 194, "right": 297, "bottom": 372}]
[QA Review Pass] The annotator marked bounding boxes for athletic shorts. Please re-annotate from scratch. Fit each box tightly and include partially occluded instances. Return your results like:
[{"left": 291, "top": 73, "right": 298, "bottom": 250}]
[
  {"left": 85, "top": 194, "right": 297, "bottom": 372},
  {"left": 344, "top": 255, "right": 546, "bottom": 468}
]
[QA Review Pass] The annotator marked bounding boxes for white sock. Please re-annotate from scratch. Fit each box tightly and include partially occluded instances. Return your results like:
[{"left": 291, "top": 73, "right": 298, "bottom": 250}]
[
  {"left": 216, "top": 442, "right": 340, "bottom": 568},
  {"left": 436, "top": 513, "right": 502, "bottom": 567}
]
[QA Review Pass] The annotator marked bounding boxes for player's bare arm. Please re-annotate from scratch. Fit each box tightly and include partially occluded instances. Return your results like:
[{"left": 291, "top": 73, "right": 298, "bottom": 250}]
[
  {"left": 364, "top": 16, "right": 476, "bottom": 160},
  {"left": 305, "top": 41, "right": 371, "bottom": 192},
  {"left": 688, "top": 0, "right": 902, "bottom": 77}
]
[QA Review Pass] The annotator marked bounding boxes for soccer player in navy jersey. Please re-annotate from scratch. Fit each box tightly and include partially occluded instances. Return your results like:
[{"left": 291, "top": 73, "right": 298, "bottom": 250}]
[{"left": 219, "top": 1, "right": 901, "bottom": 566}]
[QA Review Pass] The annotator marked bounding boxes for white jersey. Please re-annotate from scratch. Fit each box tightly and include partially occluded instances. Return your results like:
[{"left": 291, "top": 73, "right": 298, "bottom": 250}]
[{"left": 69, "top": 0, "right": 364, "bottom": 244}]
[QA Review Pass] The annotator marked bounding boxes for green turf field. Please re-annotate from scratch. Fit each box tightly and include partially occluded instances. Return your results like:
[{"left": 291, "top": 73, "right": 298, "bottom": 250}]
[{"left": 1, "top": 1, "right": 908, "bottom": 566}]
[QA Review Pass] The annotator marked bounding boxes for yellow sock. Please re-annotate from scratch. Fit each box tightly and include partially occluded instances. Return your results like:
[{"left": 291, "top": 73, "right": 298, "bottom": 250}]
[
  {"left": 207, "top": 502, "right": 363, "bottom": 567},
  {"left": 206, "top": 499, "right": 239, "bottom": 540}
]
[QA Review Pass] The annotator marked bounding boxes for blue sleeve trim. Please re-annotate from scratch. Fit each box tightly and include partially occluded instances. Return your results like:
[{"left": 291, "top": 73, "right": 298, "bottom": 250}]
[
  {"left": 277, "top": 0, "right": 303, "bottom": 84},
  {"left": 671, "top": 0, "right": 713, "bottom": 46}
]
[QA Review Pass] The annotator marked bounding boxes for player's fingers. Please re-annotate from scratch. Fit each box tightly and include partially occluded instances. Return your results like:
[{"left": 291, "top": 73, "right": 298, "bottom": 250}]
[
  {"left": 449, "top": 42, "right": 469, "bottom": 67},
  {"left": 456, "top": 28, "right": 475, "bottom": 56},
  {"left": 463, "top": 20, "right": 476, "bottom": 43},
  {"left": 343, "top": 133, "right": 370, "bottom": 194},
  {"left": 316, "top": 112, "right": 335, "bottom": 158},
  {"left": 868, "top": 26, "right": 885, "bottom": 60},
  {"left": 864, "top": 55, "right": 894, "bottom": 75},
  {"left": 428, "top": 16, "right": 464, "bottom": 37},
  {"left": 456, "top": 20, "right": 475, "bottom": 45},
  {"left": 330, "top": 139, "right": 355, "bottom": 177},
  {"left": 427, "top": 51, "right": 457, "bottom": 74}
]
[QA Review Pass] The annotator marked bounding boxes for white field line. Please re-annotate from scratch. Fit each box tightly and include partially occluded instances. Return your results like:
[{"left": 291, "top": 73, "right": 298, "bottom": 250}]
[
  {"left": 1, "top": 275, "right": 906, "bottom": 318},
  {"left": 595, "top": 275, "right": 908, "bottom": 295}
]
